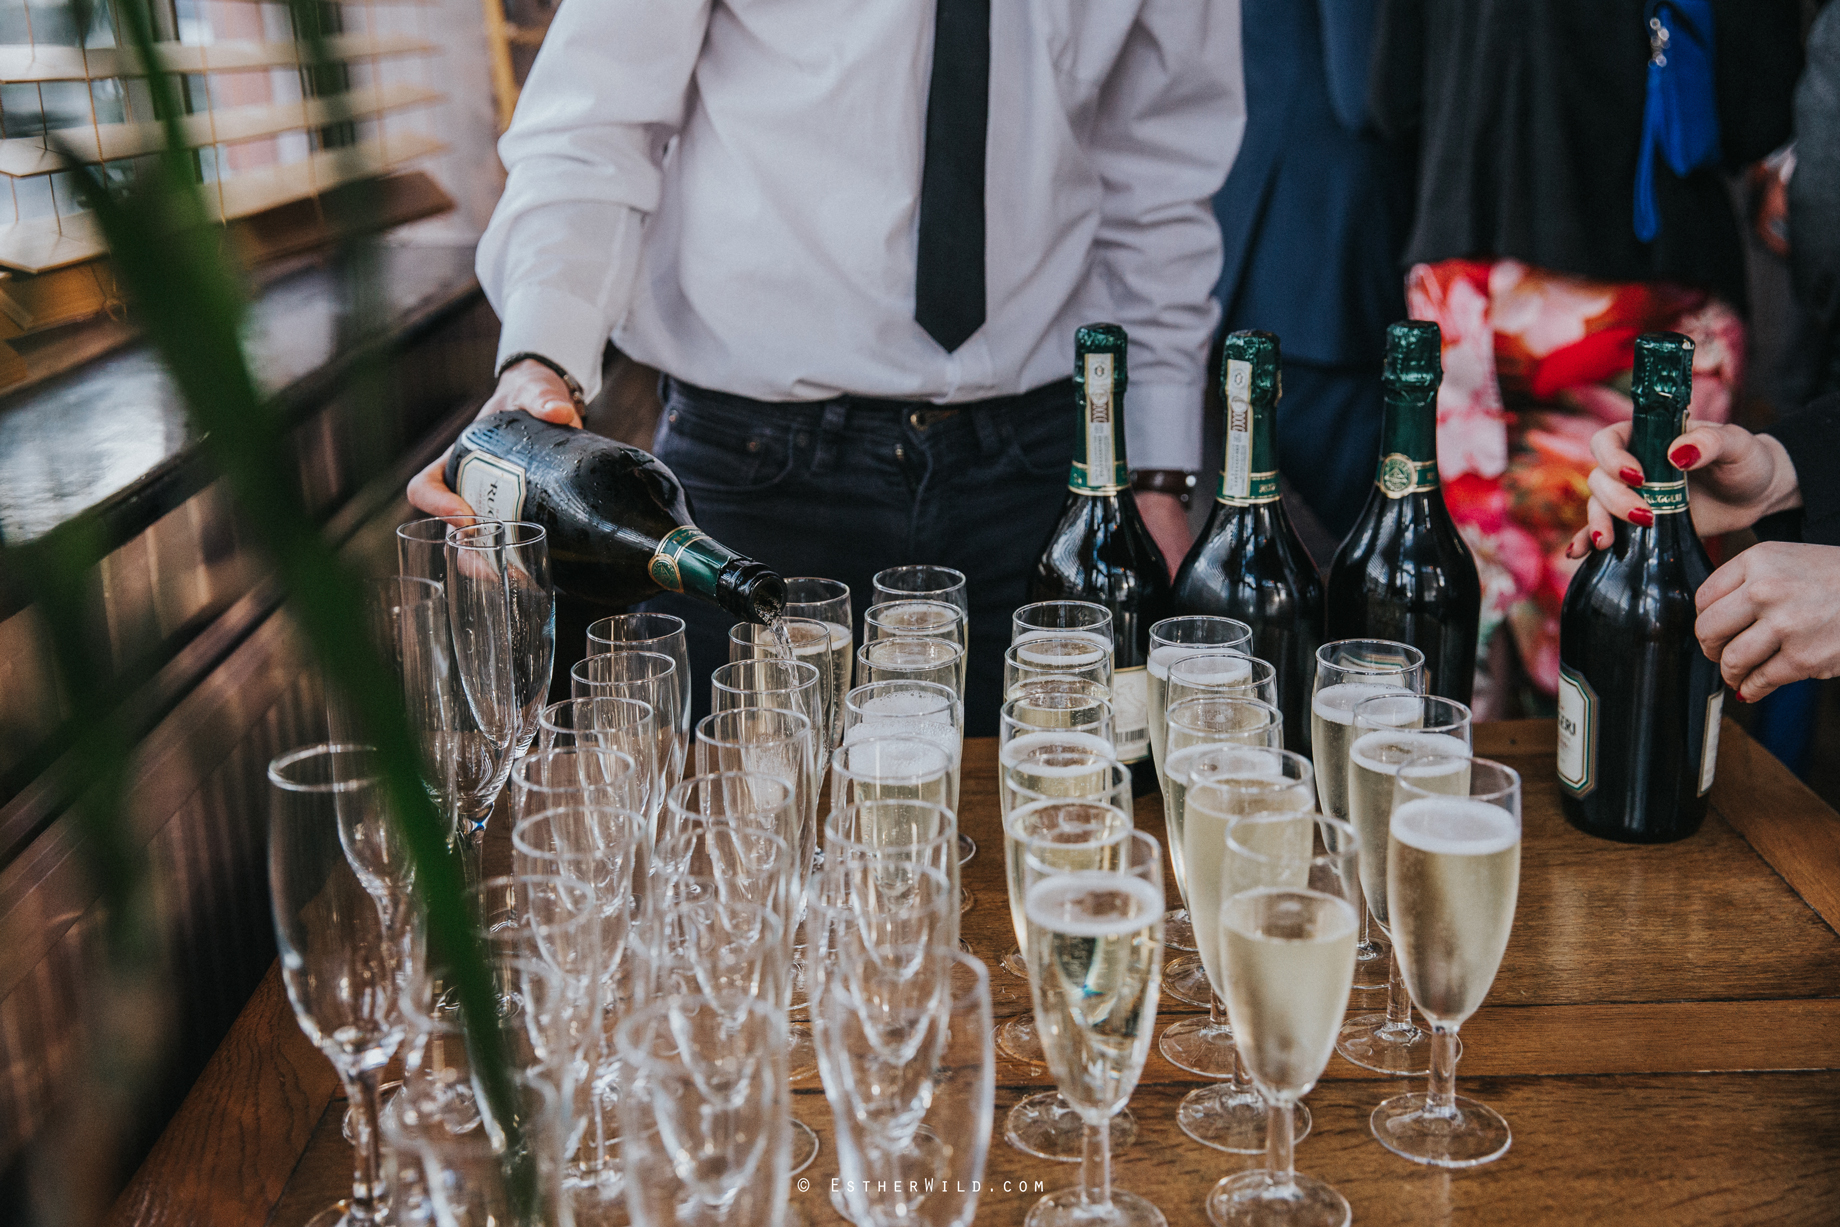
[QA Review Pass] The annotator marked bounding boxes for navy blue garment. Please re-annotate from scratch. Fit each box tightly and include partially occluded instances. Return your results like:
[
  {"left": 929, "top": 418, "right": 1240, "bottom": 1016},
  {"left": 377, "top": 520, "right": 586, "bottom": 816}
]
[
  {"left": 1211, "top": 0, "right": 1407, "bottom": 541},
  {"left": 641, "top": 378, "right": 1078, "bottom": 736}
]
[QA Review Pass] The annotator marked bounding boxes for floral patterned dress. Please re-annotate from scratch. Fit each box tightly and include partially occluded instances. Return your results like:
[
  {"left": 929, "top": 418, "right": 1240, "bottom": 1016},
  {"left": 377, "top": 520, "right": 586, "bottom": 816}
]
[{"left": 1405, "top": 259, "right": 1744, "bottom": 712}]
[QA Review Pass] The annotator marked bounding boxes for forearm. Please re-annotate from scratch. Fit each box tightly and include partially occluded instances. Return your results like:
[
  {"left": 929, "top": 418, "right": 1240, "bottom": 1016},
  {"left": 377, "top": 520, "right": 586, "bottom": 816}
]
[{"left": 1759, "top": 393, "right": 1840, "bottom": 545}]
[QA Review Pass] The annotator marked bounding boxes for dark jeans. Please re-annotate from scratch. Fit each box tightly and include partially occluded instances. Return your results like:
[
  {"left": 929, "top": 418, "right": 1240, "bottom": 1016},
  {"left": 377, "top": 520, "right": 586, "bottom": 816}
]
[
  {"left": 1274, "top": 360, "right": 1384, "bottom": 543},
  {"left": 641, "top": 377, "right": 1078, "bottom": 736}
]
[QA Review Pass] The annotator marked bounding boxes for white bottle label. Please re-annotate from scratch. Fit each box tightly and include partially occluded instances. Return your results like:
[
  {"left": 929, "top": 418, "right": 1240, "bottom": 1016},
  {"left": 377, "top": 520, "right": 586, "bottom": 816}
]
[
  {"left": 1113, "top": 665, "right": 1150, "bottom": 764},
  {"left": 1223, "top": 358, "right": 1253, "bottom": 500},
  {"left": 454, "top": 452, "right": 528, "bottom": 521},
  {"left": 1556, "top": 664, "right": 1596, "bottom": 796},
  {"left": 1699, "top": 688, "right": 1724, "bottom": 796}
]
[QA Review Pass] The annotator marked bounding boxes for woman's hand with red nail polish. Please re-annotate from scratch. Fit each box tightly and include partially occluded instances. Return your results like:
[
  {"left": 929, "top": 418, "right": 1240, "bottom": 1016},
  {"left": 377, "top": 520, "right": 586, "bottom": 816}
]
[
  {"left": 1578, "top": 419, "right": 1804, "bottom": 548},
  {"left": 1618, "top": 466, "right": 1644, "bottom": 486},
  {"left": 1628, "top": 507, "right": 1654, "bottom": 528},
  {"left": 1668, "top": 444, "right": 1700, "bottom": 469}
]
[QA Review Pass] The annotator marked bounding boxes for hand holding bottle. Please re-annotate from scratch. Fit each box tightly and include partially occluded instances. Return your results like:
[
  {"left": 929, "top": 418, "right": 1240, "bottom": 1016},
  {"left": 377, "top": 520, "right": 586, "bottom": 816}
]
[
  {"left": 1567, "top": 420, "right": 1802, "bottom": 555},
  {"left": 1135, "top": 491, "right": 1194, "bottom": 580},
  {"left": 1693, "top": 543, "right": 1840, "bottom": 702},
  {"left": 408, "top": 358, "right": 585, "bottom": 518}
]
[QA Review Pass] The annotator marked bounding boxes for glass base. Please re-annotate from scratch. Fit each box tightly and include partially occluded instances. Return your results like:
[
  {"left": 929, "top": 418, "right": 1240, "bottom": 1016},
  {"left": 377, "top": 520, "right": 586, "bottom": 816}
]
[
  {"left": 1162, "top": 954, "right": 1215, "bottom": 1007},
  {"left": 828, "top": 1126, "right": 947, "bottom": 1221},
  {"left": 1370, "top": 1092, "right": 1512, "bottom": 1168},
  {"left": 958, "top": 833, "right": 977, "bottom": 864},
  {"left": 302, "top": 1205, "right": 369, "bottom": 1227},
  {"left": 961, "top": 887, "right": 974, "bottom": 915},
  {"left": 1028, "top": 1186, "right": 1167, "bottom": 1227},
  {"left": 997, "top": 1013, "right": 1045, "bottom": 1065},
  {"left": 1335, "top": 1014, "right": 1432, "bottom": 1076},
  {"left": 1005, "top": 1092, "right": 1137, "bottom": 1162},
  {"left": 1207, "top": 1170, "right": 1350, "bottom": 1227},
  {"left": 790, "top": 1118, "right": 820, "bottom": 1175},
  {"left": 788, "top": 1022, "right": 818, "bottom": 1082},
  {"left": 1002, "top": 948, "right": 1030, "bottom": 978},
  {"left": 1350, "top": 937, "right": 1390, "bottom": 993},
  {"left": 1164, "top": 908, "right": 1198, "bottom": 953},
  {"left": 1179, "top": 1084, "right": 1309, "bottom": 1155},
  {"left": 1158, "top": 1017, "right": 1240, "bottom": 1078}
]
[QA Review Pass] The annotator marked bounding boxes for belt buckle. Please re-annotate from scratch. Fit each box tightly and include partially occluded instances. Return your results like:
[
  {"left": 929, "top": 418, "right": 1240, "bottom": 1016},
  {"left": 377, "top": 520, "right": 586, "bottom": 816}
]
[{"left": 908, "top": 407, "right": 961, "bottom": 432}]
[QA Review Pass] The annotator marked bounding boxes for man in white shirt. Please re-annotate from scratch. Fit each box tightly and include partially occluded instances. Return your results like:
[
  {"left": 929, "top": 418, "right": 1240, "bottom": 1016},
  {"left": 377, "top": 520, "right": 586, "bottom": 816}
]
[{"left": 411, "top": 0, "right": 1245, "bottom": 729}]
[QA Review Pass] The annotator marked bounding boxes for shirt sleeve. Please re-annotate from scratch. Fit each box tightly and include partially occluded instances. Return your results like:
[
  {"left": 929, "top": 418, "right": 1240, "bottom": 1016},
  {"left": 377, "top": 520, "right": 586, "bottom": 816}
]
[
  {"left": 1087, "top": 0, "right": 1245, "bottom": 472},
  {"left": 474, "top": 0, "right": 714, "bottom": 402},
  {"left": 1757, "top": 392, "right": 1840, "bottom": 547}
]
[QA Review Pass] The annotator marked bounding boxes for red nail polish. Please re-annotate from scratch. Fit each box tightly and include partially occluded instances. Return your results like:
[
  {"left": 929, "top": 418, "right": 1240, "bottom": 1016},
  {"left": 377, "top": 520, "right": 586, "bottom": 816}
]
[
  {"left": 1669, "top": 445, "right": 1700, "bottom": 469},
  {"left": 1592, "top": 531, "right": 1604, "bottom": 547},
  {"left": 1629, "top": 507, "right": 1655, "bottom": 527},
  {"left": 1619, "top": 466, "right": 1644, "bottom": 486}
]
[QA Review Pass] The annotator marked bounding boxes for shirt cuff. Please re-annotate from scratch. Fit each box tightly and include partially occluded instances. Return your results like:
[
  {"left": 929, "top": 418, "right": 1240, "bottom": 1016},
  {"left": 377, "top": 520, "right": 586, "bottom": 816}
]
[
  {"left": 494, "top": 285, "right": 615, "bottom": 404},
  {"left": 1126, "top": 381, "right": 1205, "bottom": 472}
]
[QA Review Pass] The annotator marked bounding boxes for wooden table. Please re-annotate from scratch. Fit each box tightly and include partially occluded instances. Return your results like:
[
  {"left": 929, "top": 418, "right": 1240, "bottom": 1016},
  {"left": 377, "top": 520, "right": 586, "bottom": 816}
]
[{"left": 109, "top": 720, "right": 1840, "bottom": 1227}]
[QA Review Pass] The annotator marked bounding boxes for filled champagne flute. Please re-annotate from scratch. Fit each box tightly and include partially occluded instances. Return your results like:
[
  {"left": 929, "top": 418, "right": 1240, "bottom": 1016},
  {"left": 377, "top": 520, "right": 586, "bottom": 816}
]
[
  {"left": 871, "top": 564, "right": 969, "bottom": 624},
  {"left": 1004, "top": 636, "right": 1115, "bottom": 697},
  {"left": 1336, "top": 694, "right": 1472, "bottom": 1076},
  {"left": 846, "top": 680, "right": 965, "bottom": 816},
  {"left": 865, "top": 597, "right": 968, "bottom": 697},
  {"left": 1310, "top": 639, "right": 1424, "bottom": 991},
  {"left": 1165, "top": 652, "right": 1278, "bottom": 711},
  {"left": 1172, "top": 747, "right": 1316, "bottom": 1155},
  {"left": 1146, "top": 615, "right": 1254, "bottom": 794},
  {"left": 1210, "top": 812, "right": 1362, "bottom": 1227},
  {"left": 1023, "top": 829, "right": 1167, "bottom": 1227},
  {"left": 1159, "top": 695, "right": 1283, "bottom": 1004},
  {"left": 1371, "top": 754, "right": 1522, "bottom": 1168},
  {"left": 783, "top": 576, "right": 855, "bottom": 740}
]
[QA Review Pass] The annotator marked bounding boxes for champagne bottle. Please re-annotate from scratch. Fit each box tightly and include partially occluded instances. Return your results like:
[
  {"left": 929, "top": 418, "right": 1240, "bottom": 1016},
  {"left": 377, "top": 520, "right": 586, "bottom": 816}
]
[
  {"left": 444, "top": 410, "right": 785, "bottom": 622},
  {"left": 1173, "top": 330, "right": 1324, "bottom": 752},
  {"left": 1029, "top": 323, "right": 1174, "bottom": 795},
  {"left": 1325, "top": 321, "right": 1481, "bottom": 704},
  {"left": 1557, "top": 332, "right": 1722, "bottom": 842}
]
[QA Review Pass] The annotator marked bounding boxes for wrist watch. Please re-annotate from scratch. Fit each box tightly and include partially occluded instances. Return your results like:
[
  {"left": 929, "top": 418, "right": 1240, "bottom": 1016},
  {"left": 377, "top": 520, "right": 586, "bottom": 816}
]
[
  {"left": 499, "top": 351, "right": 587, "bottom": 411},
  {"left": 1132, "top": 469, "right": 1197, "bottom": 510}
]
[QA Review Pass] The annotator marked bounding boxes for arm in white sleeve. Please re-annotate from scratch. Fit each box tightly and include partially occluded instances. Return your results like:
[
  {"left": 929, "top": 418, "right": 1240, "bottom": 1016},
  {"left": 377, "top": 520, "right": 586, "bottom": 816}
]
[
  {"left": 1088, "top": 0, "right": 1245, "bottom": 471},
  {"left": 475, "top": 0, "right": 714, "bottom": 401}
]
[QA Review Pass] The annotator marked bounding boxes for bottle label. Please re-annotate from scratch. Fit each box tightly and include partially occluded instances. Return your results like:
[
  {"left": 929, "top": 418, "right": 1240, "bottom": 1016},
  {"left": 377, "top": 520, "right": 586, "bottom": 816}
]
[
  {"left": 1217, "top": 358, "right": 1280, "bottom": 505},
  {"left": 1640, "top": 479, "right": 1689, "bottom": 515},
  {"left": 1071, "top": 352, "right": 1127, "bottom": 494},
  {"left": 454, "top": 452, "right": 527, "bottom": 521},
  {"left": 1556, "top": 663, "right": 1597, "bottom": 796},
  {"left": 1113, "top": 665, "right": 1150, "bottom": 763},
  {"left": 1376, "top": 453, "right": 1439, "bottom": 499},
  {"left": 649, "top": 525, "right": 716, "bottom": 595},
  {"left": 1699, "top": 688, "right": 1723, "bottom": 795}
]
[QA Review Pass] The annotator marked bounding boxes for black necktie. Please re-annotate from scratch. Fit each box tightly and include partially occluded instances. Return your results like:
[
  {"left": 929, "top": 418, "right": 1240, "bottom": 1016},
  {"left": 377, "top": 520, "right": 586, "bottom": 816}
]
[{"left": 914, "top": 0, "right": 990, "bottom": 353}]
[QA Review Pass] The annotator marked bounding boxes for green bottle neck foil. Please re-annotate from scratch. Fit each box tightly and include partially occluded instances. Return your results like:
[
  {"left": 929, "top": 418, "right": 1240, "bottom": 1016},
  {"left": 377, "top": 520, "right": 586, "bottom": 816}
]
[
  {"left": 1216, "top": 332, "right": 1281, "bottom": 505},
  {"left": 1629, "top": 331, "right": 1696, "bottom": 516},
  {"left": 1374, "top": 320, "right": 1443, "bottom": 499},
  {"left": 1069, "top": 323, "right": 1130, "bottom": 495}
]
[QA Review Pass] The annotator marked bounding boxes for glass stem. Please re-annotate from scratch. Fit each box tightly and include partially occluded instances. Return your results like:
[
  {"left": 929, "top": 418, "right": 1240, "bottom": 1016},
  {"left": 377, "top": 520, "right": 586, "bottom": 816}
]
[
  {"left": 1079, "top": 1117, "right": 1113, "bottom": 1210},
  {"left": 1427, "top": 1025, "right": 1461, "bottom": 1118},
  {"left": 1208, "top": 991, "right": 1228, "bottom": 1028},
  {"left": 1384, "top": 949, "right": 1414, "bottom": 1033},
  {"left": 1265, "top": 1097, "right": 1296, "bottom": 1189},
  {"left": 1216, "top": 992, "right": 1253, "bottom": 1092},
  {"left": 346, "top": 1067, "right": 385, "bottom": 1224}
]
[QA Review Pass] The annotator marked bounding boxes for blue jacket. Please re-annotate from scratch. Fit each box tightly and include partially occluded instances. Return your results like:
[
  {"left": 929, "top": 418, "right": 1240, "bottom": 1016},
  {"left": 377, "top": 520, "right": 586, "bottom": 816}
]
[{"left": 1213, "top": 0, "right": 1406, "bottom": 368}]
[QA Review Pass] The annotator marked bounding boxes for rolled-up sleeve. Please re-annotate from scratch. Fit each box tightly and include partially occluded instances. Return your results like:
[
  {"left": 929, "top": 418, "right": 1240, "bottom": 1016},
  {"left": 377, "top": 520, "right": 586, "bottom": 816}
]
[
  {"left": 1087, "top": 0, "right": 1244, "bottom": 471},
  {"left": 475, "top": 0, "right": 714, "bottom": 400}
]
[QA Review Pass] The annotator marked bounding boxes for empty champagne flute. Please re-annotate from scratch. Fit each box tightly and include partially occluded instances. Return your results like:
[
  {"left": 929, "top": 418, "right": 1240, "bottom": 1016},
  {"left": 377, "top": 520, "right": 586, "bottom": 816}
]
[
  {"left": 710, "top": 657, "right": 826, "bottom": 770},
  {"left": 783, "top": 576, "right": 853, "bottom": 630},
  {"left": 268, "top": 744, "right": 411, "bottom": 1227},
  {"left": 1312, "top": 639, "right": 1425, "bottom": 992},
  {"left": 1337, "top": 694, "right": 1472, "bottom": 1075},
  {"left": 1371, "top": 754, "right": 1522, "bottom": 1168},
  {"left": 1024, "top": 828, "right": 1167, "bottom": 1227},
  {"left": 572, "top": 650, "right": 684, "bottom": 797},
  {"left": 586, "top": 612, "right": 692, "bottom": 743},
  {"left": 1210, "top": 812, "right": 1362, "bottom": 1227},
  {"left": 1173, "top": 747, "right": 1316, "bottom": 1155},
  {"left": 616, "top": 996, "right": 791, "bottom": 1227},
  {"left": 814, "top": 945, "right": 995, "bottom": 1227},
  {"left": 730, "top": 615, "right": 850, "bottom": 747},
  {"left": 824, "top": 799, "right": 963, "bottom": 944},
  {"left": 448, "top": 520, "right": 555, "bottom": 757},
  {"left": 871, "top": 564, "right": 969, "bottom": 625},
  {"left": 695, "top": 707, "right": 819, "bottom": 901},
  {"left": 1158, "top": 694, "right": 1283, "bottom": 1005},
  {"left": 383, "top": 1070, "right": 567, "bottom": 1227},
  {"left": 659, "top": 774, "right": 800, "bottom": 936}
]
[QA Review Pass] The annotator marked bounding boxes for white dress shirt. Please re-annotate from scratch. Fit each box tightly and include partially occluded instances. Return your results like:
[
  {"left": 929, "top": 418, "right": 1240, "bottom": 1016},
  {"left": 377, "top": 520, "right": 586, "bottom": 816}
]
[{"left": 477, "top": 0, "right": 1244, "bottom": 470}]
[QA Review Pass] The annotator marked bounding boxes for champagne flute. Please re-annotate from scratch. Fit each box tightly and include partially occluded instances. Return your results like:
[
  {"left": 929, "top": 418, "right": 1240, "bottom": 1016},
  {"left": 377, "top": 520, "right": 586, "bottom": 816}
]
[
  {"left": 1166, "top": 652, "right": 1278, "bottom": 710},
  {"left": 865, "top": 597, "right": 968, "bottom": 697},
  {"left": 1210, "top": 812, "right": 1362, "bottom": 1227},
  {"left": 1159, "top": 695, "right": 1283, "bottom": 1005},
  {"left": 783, "top": 576, "right": 855, "bottom": 741},
  {"left": 1012, "top": 599, "right": 1113, "bottom": 650},
  {"left": 1023, "top": 829, "right": 1166, "bottom": 1227},
  {"left": 858, "top": 635, "right": 965, "bottom": 700},
  {"left": 710, "top": 657, "right": 827, "bottom": 774},
  {"left": 268, "top": 745, "right": 409, "bottom": 1227},
  {"left": 871, "top": 564, "right": 969, "bottom": 625},
  {"left": 730, "top": 615, "right": 849, "bottom": 752},
  {"left": 585, "top": 612, "right": 692, "bottom": 744},
  {"left": 1172, "top": 746, "right": 1316, "bottom": 1155},
  {"left": 844, "top": 680, "right": 964, "bottom": 815},
  {"left": 1371, "top": 754, "right": 1522, "bottom": 1168},
  {"left": 1004, "top": 636, "right": 1114, "bottom": 697},
  {"left": 1336, "top": 694, "right": 1472, "bottom": 1075},
  {"left": 448, "top": 520, "right": 555, "bottom": 757},
  {"left": 1147, "top": 614, "right": 1254, "bottom": 790},
  {"left": 571, "top": 650, "right": 684, "bottom": 803},
  {"left": 1311, "top": 639, "right": 1425, "bottom": 991}
]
